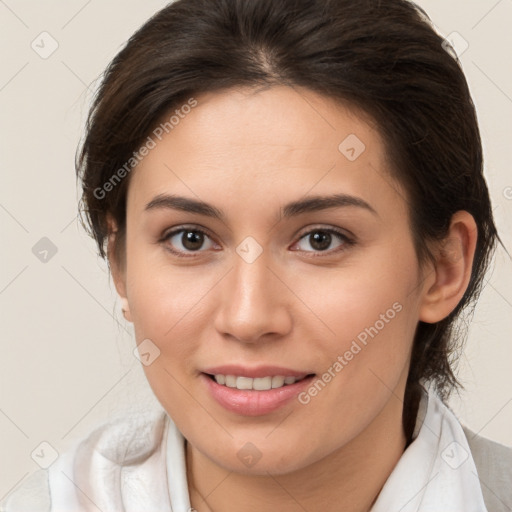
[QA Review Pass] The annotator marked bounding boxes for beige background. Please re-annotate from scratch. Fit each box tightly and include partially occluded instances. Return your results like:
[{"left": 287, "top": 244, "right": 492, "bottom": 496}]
[{"left": 1, "top": 0, "right": 511, "bottom": 500}]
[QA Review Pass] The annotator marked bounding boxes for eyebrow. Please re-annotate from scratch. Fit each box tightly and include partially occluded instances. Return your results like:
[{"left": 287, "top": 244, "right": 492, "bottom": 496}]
[{"left": 144, "top": 193, "right": 378, "bottom": 219}]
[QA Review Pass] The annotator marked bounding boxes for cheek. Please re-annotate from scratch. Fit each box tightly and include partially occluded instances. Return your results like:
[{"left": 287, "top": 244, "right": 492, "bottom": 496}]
[
  {"left": 124, "top": 250, "right": 213, "bottom": 421},
  {"left": 294, "top": 287, "right": 416, "bottom": 451},
  {"left": 302, "top": 242, "right": 420, "bottom": 398},
  {"left": 303, "top": 240, "right": 419, "bottom": 347},
  {"left": 124, "top": 244, "right": 230, "bottom": 369},
  {"left": 126, "top": 244, "right": 191, "bottom": 332}
]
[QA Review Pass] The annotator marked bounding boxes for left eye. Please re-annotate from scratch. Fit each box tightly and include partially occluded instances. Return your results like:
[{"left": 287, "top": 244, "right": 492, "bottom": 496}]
[
  {"left": 293, "top": 229, "right": 350, "bottom": 253},
  {"left": 163, "top": 228, "right": 217, "bottom": 255}
]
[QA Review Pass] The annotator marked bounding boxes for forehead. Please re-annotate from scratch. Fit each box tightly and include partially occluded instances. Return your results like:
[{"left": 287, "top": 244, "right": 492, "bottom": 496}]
[{"left": 127, "top": 85, "right": 404, "bottom": 218}]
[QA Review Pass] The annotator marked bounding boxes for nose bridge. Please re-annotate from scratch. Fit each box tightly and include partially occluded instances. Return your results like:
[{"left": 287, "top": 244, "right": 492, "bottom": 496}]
[
  {"left": 233, "top": 251, "right": 272, "bottom": 304},
  {"left": 214, "top": 246, "right": 291, "bottom": 342}
]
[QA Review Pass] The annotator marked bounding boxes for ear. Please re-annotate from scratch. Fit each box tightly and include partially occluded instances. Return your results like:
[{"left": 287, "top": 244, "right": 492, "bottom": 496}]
[
  {"left": 106, "top": 214, "right": 133, "bottom": 323},
  {"left": 419, "top": 211, "right": 478, "bottom": 323}
]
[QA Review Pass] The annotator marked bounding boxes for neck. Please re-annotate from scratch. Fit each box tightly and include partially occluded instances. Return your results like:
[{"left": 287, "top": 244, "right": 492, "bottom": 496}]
[{"left": 186, "top": 394, "right": 408, "bottom": 512}]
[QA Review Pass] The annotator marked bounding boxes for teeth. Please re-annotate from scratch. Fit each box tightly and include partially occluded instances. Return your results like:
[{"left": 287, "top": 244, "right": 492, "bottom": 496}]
[
  {"left": 253, "top": 377, "right": 272, "bottom": 390},
  {"left": 213, "top": 374, "right": 300, "bottom": 390},
  {"left": 225, "top": 375, "right": 237, "bottom": 388},
  {"left": 271, "top": 376, "right": 285, "bottom": 388},
  {"left": 236, "top": 376, "right": 253, "bottom": 390}
]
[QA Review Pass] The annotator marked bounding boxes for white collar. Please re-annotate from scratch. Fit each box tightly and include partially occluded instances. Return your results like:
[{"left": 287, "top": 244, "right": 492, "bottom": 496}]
[
  {"left": 167, "top": 388, "right": 488, "bottom": 511},
  {"left": 44, "top": 389, "right": 488, "bottom": 511},
  {"left": 370, "top": 387, "right": 488, "bottom": 511}
]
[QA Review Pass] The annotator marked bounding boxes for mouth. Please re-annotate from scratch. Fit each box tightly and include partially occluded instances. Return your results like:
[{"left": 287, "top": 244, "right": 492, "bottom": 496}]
[
  {"left": 200, "top": 366, "right": 317, "bottom": 416},
  {"left": 204, "top": 373, "right": 314, "bottom": 391}
]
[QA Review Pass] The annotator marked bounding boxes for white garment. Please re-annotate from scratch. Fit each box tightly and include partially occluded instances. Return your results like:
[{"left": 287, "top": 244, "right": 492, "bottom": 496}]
[
  {"left": 370, "top": 388, "right": 488, "bottom": 511},
  {"left": 1, "top": 389, "right": 491, "bottom": 511}
]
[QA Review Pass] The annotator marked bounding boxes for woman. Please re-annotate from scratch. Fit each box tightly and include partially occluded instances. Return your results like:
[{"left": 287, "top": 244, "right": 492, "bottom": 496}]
[{"left": 2, "top": 0, "right": 511, "bottom": 510}]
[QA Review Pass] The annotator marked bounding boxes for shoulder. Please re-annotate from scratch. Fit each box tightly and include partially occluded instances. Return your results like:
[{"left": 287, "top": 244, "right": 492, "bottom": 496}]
[
  {"left": 462, "top": 425, "right": 512, "bottom": 512},
  {"left": 0, "top": 408, "right": 169, "bottom": 512}
]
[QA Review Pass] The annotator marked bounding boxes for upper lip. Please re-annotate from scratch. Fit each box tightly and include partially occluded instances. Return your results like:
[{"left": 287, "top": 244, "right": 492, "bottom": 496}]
[{"left": 202, "top": 365, "right": 313, "bottom": 379}]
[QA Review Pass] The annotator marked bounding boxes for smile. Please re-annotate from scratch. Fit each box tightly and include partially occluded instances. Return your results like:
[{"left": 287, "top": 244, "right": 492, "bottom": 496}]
[
  {"left": 201, "top": 369, "right": 316, "bottom": 416},
  {"left": 210, "top": 374, "right": 307, "bottom": 390}
]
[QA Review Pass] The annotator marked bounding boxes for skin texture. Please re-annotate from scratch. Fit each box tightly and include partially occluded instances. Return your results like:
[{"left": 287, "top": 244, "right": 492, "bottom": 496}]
[{"left": 109, "top": 85, "right": 477, "bottom": 512}]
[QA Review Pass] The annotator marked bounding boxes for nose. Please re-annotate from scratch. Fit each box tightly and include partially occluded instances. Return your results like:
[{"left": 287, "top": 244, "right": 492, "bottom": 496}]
[{"left": 213, "top": 251, "right": 293, "bottom": 344}]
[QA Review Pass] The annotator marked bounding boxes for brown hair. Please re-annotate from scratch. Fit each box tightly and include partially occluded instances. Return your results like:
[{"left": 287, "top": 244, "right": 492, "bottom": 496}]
[{"left": 76, "top": 0, "right": 500, "bottom": 440}]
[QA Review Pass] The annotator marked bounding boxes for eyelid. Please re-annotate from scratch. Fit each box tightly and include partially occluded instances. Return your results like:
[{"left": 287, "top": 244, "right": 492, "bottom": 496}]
[
  {"left": 160, "top": 223, "right": 215, "bottom": 241},
  {"left": 294, "top": 224, "right": 354, "bottom": 242}
]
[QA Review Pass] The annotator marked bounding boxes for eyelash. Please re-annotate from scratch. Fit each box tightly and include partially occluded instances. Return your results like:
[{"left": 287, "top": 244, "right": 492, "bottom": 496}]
[{"left": 159, "top": 225, "right": 355, "bottom": 259}]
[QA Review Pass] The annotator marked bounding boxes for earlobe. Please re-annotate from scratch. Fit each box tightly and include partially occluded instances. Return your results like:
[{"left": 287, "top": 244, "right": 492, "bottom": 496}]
[
  {"left": 419, "top": 211, "right": 478, "bottom": 324},
  {"left": 120, "top": 296, "right": 133, "bottom": 323},
  {"left": 120, "top": 297, "right": 129, "bottom": 312},
  {"left": 106, "top": 215, "right": 132, "bottom": 323}
]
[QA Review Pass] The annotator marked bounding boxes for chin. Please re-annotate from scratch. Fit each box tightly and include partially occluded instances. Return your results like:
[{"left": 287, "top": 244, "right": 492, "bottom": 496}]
[{"left": 198, "top": 435, "right": 323, "bottom": 476}]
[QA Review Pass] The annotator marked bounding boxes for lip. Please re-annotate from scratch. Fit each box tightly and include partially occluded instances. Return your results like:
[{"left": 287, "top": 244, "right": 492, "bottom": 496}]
[
  {"left": 202, "top": 364, "right": 310, "bottom": 379},
  {"left": 200, "top": 371, "right": 316, "bottom": 416}
]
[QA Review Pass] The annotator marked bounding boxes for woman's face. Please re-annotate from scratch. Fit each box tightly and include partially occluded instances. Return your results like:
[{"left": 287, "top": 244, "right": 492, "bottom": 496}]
[{"left": 116, "top": 85, "right": 429, "bottom": 474}]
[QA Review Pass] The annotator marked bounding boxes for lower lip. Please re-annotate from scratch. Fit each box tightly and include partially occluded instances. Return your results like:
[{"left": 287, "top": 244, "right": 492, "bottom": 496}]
[{"left": 201, "top": 373, "right": 315, "bottom": 416}]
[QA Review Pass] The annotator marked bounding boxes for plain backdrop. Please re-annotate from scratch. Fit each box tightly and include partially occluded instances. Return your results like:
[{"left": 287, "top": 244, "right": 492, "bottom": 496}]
[{"left": 1, "top": 0, "right": 511, "bottom": 500}]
